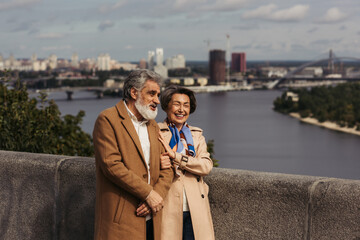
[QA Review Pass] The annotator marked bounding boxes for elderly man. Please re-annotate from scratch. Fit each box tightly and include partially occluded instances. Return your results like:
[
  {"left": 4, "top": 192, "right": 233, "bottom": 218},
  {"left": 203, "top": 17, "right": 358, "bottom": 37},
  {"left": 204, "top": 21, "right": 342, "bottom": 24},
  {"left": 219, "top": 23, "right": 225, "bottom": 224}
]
[{"left": 93, "top": 70, "right": 173, "bottom": 240}]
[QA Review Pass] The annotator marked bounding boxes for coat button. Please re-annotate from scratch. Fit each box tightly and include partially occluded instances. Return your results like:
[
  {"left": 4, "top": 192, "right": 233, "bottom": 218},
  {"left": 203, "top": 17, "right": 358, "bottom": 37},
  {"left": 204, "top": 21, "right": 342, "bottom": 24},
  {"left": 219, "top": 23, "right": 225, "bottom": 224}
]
[
  {"left": 143, "top": 174, "right": 147, "bottom": 178},
  {"left": 197, "top": 177, "right": 200, "bottom": 182},
  {"left": 201, "top": 194, "right": 204, "bottom": 198}
]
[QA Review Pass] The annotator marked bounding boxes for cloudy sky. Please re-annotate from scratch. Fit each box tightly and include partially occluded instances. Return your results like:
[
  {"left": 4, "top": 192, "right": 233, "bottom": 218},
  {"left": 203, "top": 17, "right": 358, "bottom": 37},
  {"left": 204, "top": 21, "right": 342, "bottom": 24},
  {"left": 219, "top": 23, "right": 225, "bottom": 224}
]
[{"left": 1, "top": 0, "right": 359, "bottom": 61}]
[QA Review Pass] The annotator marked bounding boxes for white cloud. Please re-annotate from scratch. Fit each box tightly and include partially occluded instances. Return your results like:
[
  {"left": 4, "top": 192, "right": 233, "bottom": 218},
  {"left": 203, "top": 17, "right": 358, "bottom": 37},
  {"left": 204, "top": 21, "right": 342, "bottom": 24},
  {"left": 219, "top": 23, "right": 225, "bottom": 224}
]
[
  {"left": 98, "top": 20, "right": 115, "bottom": 31},
  {"left": 317, "top": 7, "right": 347, "bottom": 24},
  {"left": 36, "top": 33, "right": 65, "bottom": 39},
  {"left": 170, "top": 0, "right": 247, "bottom": 14},
  {"left": 243, "top": 4, "right": 309, "bottom": 22},
  {"left": 98, "top": 0, "right": 127, "bottom": 14},
  {"left": 173, "top": 0, "right": 206, "bottom": 10},
  {"left": 0, "top": 0, "right": 41, "bottom": 11},
  {"left": 271, "top": 5, "right": 309, "bottom": 22},
  {"left": 42, "top": 45, "right": 72, "bottom": 51},
  {"left": 242, "top": 4, "right": 277, "bottom": 19},
  {"left": 200, "top": 0, "right": 248, "bottom": 12}
]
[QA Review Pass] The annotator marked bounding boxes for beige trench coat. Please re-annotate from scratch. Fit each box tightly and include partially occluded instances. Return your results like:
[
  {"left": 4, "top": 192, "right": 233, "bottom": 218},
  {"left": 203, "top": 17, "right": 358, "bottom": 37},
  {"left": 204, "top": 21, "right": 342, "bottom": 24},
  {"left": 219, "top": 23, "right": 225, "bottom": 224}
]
[
  {"left": 93, "top": 101, "right": 173, "bottom": 240},
  {"left": 158, "top": 122, "right": 215, "bottom": 240}
]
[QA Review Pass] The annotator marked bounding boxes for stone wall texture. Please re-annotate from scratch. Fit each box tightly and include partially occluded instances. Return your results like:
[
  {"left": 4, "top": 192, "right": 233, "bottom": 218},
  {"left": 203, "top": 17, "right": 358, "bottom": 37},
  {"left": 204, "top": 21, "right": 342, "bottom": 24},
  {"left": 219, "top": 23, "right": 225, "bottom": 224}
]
[{"left": 0, "top": 150, "right": 359, "bottom": 240}]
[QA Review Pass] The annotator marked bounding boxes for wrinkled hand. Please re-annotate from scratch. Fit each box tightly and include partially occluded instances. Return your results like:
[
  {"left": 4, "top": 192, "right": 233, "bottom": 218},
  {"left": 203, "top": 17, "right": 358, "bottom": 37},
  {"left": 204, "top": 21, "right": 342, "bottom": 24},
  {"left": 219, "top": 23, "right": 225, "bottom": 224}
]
[
  {"left": 136, "top": 202, "right": 151, "bottom": 217},
  {"left": 145, "top": 190, "right": 164, "bottom": 213},
  {"left": 160, "top": 152, "right": 172, "bottom": 169},
  {"left": 158, "top": 131, "right": 176, "bottom": 159}
]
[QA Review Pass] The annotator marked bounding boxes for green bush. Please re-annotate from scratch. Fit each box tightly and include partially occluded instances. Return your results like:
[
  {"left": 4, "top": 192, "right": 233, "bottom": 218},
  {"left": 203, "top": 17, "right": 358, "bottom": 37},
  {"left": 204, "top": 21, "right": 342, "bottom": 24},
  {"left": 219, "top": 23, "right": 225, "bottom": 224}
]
[
  {"left": 0, "top": 72, "right": 94, "bottom": 156},
  {"left": 273, "top": 83, "right": 360, "bottom": 131},
  {"left": 207, "top": 139, "right": 219, "bottom": 167}
]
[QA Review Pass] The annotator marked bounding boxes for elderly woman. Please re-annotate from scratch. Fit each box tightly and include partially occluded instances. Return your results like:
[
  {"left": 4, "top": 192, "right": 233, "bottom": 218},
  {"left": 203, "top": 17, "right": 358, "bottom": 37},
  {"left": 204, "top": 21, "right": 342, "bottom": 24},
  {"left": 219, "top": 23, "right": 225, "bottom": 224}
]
[{"left": 158, "top": 85, "right": 215, "bottom": 240}]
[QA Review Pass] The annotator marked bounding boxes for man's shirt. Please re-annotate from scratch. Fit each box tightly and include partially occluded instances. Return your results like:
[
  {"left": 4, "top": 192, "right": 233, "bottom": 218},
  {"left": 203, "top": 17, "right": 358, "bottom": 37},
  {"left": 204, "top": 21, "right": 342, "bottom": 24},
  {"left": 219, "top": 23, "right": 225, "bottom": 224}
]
[{"left": 124, "top": 101, "right": 151, "bottom": 184}]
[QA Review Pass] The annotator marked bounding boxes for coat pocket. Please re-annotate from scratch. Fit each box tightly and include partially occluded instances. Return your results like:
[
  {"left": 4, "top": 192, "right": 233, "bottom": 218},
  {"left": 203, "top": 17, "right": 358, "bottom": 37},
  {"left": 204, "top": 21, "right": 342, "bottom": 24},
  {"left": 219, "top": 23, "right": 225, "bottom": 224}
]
[{"left": 113, "top": 196, "right": 125, "bottom": 224}]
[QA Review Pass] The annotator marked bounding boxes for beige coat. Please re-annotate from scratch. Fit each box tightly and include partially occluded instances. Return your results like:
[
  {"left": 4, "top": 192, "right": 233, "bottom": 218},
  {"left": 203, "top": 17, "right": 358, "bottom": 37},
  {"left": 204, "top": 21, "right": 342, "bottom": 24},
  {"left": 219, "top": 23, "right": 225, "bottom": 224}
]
[
  {"left": 158, "top": 122, "right": 215, "bottom": 240},
  {"left": 93, "top": 100, "right": 173, "bottom": 240}
]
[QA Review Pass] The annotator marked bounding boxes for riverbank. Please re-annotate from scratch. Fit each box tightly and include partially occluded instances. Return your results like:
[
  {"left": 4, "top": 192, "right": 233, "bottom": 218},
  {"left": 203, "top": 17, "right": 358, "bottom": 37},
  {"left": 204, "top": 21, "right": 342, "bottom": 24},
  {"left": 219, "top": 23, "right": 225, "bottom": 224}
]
[{"left": 289, "top": 112, "right": 360, "bottom": 136}]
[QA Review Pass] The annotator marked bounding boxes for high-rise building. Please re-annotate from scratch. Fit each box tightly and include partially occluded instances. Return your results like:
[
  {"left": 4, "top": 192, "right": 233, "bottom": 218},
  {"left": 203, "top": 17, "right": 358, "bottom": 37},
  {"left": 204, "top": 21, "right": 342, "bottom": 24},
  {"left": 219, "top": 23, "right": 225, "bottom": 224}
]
[
  {"left": 156, "top": 48, "right": 163, "bottom": 66},
  {"left": 79, "top": 58, "right": 96, "bottom": 71},
  {"left": 48, "top": 54, "right": 58, "bottom": 69},
  {"left": 0, "top": 54, "right": 3, "bottom": 70},
  {"left": 148, "top": 51, "right": 155, "bottom": 70},
  {"left": 97, "top": 53, "right": 111, "bottom": 71},
  {"left": 139, "top": 58, "right": 147, "bottom": 69},
  {"left": 209, "top": 50, "right": 226, "bottom": 85},
  {"left": 9, "top": 54, "right": 15, "bottom": 67},
  {"left": 71, "top": 53, "right": 79, "bottom": 68},
  {"left": 165, "top": 54, "right": 185, "bottom": 69},
  {"left": 231, "top": 52, "right": 246, "bottom": 73},
  {"left": 154, "top": 64, "right": 168, "bottom": 78},
  {"left": 31, "top": 53, "right": 37, "bottom": 62}
]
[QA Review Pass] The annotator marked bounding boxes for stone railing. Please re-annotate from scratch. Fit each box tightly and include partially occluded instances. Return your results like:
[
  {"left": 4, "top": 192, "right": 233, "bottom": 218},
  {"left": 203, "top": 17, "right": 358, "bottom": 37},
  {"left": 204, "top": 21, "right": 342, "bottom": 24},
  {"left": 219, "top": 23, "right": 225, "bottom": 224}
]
[{"left": 0, "top": 150, "right": 359, "bottom": 240}]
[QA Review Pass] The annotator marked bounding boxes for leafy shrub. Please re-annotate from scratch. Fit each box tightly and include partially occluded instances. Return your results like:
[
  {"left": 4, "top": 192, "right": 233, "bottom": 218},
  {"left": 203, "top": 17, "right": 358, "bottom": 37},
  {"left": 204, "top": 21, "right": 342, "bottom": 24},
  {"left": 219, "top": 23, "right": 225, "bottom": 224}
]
[{"left": 0, "top": 72, "right": 94, "bottom": 156}]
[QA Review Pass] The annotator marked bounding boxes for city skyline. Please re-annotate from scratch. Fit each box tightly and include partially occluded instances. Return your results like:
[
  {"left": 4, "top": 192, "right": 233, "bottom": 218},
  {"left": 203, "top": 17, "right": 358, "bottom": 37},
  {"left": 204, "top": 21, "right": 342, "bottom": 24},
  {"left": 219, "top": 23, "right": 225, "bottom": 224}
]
[{"left": 1, "top": 0, "right": 359, "bottom": 62}]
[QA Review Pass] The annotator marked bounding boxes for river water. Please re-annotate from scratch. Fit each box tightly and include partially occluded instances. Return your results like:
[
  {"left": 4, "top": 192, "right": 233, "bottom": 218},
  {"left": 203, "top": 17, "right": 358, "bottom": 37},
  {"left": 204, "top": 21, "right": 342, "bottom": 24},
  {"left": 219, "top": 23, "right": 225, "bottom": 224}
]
[{"left": 38, "top": 89, "right": 360, "bottom": 180}]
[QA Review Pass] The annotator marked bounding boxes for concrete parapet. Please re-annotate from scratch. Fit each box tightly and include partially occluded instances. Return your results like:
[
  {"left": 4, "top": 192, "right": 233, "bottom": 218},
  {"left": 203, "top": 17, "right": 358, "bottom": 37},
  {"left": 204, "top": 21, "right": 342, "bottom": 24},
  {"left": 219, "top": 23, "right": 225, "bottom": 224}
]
[
  {"left": 0, "top": 150, "right": 359, "bottom": 240},
  {"left": 206, "top": 168, "right": 360, "bottom": 240}
]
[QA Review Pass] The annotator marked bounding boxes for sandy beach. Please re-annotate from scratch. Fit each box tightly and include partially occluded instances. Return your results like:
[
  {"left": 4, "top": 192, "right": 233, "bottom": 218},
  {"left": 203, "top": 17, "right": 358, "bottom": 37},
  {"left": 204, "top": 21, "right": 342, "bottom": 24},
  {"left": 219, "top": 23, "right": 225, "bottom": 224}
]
[{"left": 289, "top": 113, "right": 360, "bottom": 136}]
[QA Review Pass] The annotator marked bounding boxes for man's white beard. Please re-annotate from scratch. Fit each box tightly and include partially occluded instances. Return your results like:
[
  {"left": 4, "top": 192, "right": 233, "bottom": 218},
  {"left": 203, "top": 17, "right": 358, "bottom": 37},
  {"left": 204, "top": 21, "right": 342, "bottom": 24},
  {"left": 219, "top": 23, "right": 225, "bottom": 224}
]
[{"left": 135, "top": 97, "right": 158, "bottom": 120}]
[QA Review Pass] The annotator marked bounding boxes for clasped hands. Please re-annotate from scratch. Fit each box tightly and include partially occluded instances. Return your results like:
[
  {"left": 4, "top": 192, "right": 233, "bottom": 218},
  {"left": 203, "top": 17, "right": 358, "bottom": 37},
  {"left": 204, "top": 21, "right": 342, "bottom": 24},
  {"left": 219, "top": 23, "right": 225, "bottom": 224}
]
[
  {"left": 136, "top": 190, "right": 164, "bottom": 217},
  {"left": 136, "top": 132, "right": 175, "bottom": 217}
]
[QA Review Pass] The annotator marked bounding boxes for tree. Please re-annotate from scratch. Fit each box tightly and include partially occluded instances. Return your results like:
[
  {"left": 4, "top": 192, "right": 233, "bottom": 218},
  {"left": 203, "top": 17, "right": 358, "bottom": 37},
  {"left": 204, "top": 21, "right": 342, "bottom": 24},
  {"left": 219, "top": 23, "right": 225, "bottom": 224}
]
[
  {"left": 207, "top": 139, "right": 219, "bottom": 167},
  {"left": 0, "top": 71, "right": 94, "bottom": 156},
  {"left": 273, "top": 83, "right": 360, "bottom": 131}
]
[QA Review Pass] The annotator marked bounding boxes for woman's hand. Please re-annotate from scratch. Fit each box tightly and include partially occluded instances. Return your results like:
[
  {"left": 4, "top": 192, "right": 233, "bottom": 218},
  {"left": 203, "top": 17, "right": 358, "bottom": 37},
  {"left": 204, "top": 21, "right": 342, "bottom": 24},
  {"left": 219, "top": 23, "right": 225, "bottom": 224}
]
[
  {"left": 160, "top": 152, "right": 172, "bottom": 169},
  {"left": 158, "top": 131, "right": 176, "bottom": 159}
]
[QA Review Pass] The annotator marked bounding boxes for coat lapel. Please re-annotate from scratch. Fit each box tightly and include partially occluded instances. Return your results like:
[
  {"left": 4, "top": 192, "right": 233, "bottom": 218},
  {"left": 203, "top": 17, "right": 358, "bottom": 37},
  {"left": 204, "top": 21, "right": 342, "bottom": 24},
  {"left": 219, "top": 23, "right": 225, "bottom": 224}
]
[{"left": 116, "top": 100, "right": 146, "bottom": 166}]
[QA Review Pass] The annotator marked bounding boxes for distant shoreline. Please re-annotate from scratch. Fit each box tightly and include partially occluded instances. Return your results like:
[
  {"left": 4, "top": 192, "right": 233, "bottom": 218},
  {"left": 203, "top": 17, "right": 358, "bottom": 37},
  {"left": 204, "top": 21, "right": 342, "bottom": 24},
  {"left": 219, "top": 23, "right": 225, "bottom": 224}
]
[{"left": 289, "top": 113, "right": 360, "bottom": 136}]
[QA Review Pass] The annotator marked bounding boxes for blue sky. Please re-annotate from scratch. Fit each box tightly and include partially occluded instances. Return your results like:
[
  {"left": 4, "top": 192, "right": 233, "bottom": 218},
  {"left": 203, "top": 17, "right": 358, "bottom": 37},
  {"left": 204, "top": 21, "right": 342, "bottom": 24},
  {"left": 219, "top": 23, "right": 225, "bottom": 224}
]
[{"left": 1, "top": 0, "right": 359, "bottom": 61}]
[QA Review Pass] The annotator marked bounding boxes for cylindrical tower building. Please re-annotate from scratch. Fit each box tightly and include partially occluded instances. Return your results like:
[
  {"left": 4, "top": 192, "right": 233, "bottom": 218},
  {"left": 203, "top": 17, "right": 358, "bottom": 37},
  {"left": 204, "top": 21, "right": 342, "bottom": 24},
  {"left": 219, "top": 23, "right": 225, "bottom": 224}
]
[{"left": 209, "top": 50, "right": 226, "bottom": 85}]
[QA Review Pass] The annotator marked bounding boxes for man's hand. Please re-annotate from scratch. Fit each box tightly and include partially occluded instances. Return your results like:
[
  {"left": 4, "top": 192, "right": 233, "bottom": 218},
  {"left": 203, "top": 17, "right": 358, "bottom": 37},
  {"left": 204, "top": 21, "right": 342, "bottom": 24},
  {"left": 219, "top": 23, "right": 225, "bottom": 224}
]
[
  {"left": 160, "top": 152, "right": 172, "bottom": 169},
  {"left": 158, "top": 131, "right": 176, "bottom": 159},
  {"left": 136, "top": 202, "right": 152, "bottom": 217},
  {"left": 145, "top": 190, "right": 164, "bottom": 213}
]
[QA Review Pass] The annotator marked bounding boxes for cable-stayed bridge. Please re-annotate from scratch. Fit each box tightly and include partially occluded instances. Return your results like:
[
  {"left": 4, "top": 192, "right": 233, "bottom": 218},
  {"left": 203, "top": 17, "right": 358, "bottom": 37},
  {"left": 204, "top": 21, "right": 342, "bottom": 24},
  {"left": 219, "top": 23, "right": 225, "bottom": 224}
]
[{"left": 267, "top": 50, "right": 360, "bottom": 89}]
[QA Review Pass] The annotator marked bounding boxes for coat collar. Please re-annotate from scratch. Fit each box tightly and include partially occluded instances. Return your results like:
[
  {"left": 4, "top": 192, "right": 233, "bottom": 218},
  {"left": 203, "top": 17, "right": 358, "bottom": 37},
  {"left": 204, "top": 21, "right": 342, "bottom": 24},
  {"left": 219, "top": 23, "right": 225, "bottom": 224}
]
[{"left": 158, "top": 120, "right": 203, "bottom": 132}]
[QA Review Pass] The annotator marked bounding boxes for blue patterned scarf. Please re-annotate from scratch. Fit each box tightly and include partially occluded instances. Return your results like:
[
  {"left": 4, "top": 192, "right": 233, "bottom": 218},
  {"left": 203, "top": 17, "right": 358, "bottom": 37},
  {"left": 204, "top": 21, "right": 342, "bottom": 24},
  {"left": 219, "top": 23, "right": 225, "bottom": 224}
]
[{"left": 167, "top": 121, "right": 196, "bottom": 157}]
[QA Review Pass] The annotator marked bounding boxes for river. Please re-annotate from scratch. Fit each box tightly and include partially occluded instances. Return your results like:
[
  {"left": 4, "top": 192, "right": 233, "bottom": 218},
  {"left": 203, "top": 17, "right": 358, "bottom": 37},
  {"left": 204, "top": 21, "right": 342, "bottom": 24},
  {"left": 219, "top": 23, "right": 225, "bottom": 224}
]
[{"left": 37, "top": 89, "right": 360, "bottom": 180}]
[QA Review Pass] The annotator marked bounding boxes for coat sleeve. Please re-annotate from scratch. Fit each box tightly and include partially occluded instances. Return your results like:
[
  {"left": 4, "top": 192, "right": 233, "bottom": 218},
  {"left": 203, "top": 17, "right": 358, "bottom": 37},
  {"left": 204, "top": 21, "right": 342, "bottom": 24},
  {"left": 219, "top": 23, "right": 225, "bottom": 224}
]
[
  {"left": 172, "top": 131, "right": 213, "bottom": 176},
  {"left": 152, "top": 161, "right": 174, "bottom": 199},
  {"left": 93, "top": 113, "right": 153, "bottom": 201},
  {"left": 152, "top": 126, "right": 174, "bottom": 199}
]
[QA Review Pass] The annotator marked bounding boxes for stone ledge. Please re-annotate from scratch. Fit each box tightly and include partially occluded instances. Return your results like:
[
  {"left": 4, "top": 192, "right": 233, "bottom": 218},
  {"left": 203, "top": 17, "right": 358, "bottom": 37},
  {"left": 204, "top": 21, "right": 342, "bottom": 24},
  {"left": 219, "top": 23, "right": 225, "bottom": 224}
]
[{"left": 0, "top": 150, "right": 359, "bottom": 240}]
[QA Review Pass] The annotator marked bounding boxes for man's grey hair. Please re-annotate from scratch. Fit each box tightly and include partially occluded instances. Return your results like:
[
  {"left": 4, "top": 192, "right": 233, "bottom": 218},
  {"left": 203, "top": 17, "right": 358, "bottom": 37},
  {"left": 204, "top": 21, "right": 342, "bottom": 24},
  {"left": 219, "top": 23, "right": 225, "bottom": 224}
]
[{"left": 123, "top": 69, "right": 162, "bottom": 100}]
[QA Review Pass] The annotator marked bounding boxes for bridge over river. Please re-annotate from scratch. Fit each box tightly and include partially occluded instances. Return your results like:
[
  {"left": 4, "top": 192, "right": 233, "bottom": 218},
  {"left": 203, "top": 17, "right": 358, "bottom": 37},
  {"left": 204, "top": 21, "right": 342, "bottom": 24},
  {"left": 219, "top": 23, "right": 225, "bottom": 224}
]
[{"left": 267, "top": 50, "right": 360, "bottom": 89}]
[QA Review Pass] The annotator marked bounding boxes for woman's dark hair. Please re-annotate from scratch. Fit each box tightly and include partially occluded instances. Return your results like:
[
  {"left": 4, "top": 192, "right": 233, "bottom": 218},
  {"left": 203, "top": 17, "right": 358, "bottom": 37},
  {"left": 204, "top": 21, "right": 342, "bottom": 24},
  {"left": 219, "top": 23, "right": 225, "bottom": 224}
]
[{"left": 160, "top": 85, "right": 197, "bottom": 114}]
